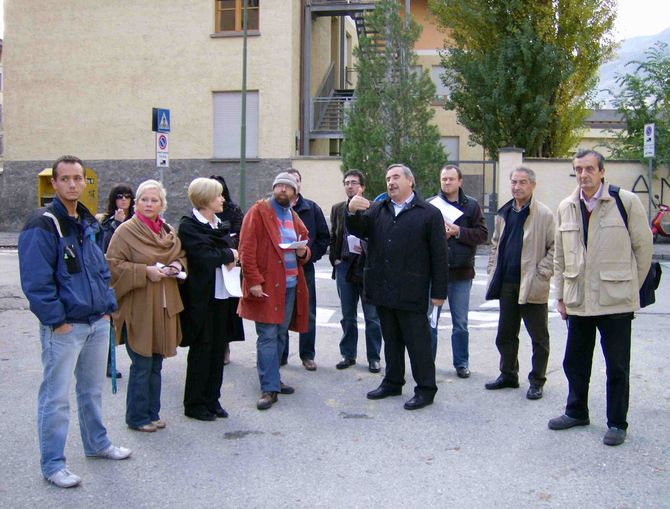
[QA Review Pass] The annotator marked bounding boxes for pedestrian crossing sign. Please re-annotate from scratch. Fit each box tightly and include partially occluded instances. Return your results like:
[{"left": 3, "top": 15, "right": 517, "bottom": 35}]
[{"left": 152, "top": 108, "right": 171, "bottom": 133}]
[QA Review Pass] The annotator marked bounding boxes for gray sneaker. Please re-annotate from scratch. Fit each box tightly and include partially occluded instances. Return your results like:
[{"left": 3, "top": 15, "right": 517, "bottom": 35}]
[
  {"left": 46, "top": 468, "right": 81, "bottom": 488},
  {"left": 89, "top": 445, "right": 132, "bottom": 460},
  {"left": 603, "top": 427, "right": 627, "bottom": 446}
]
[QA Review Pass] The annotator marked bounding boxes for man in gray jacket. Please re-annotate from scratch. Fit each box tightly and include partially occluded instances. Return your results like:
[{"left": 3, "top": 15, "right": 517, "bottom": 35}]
[
  {"left": 549, "top": 149, "right": 653, "bottom": 446},
  {"left": 485, "top": 166, "right": 555, "bottom": 400}
]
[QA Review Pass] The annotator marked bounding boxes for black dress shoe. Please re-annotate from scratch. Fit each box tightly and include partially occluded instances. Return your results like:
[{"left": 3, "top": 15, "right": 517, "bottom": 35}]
[
  {"left": 336, "top": 358, "right": 356, "bottom": 370},
  {"left": 404, "top": 394, "right": 433, "bottom": 410},
  {"left": 184, "top": 408, "right": 217, "bottom": 421},
  {"left": 368, "top": 360, "right": 381, "bottom": 373},
  {"left": 456, "top": 367, "right": 470, "bottom": 379},
  {"left": 367, "top": 385, "right": 402, "bottom": 400},
  {"left": 210, "top": 405, "right": 229, "bottom": 418},
  {"left": 484, "top": 375, "right": 519, "bottom": 390},
  {"left": 526, "top": 384, "right": 543, "bottom": 400}
]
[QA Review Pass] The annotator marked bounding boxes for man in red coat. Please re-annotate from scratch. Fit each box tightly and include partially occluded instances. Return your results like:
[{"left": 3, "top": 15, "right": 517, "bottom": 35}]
[{"left": 238, "top": 172, "right": 311, "bottom": 410}]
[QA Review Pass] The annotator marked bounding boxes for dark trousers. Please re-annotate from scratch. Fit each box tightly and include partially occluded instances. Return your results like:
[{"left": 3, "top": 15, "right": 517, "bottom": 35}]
[
  {"left": 377, "top": 306, "right": 437, "bottom": 399},
  {"left": 563, "top": 313, "right": 632, "bottom": 430},
  {"left": 282, "top": 263, "right": 316, "bottom": 362},
  {"left": 184, "top": 299, "right": 228, "bottom": 414},
  {"left": 495, "top": 281, "right": 550, "bottom": 386}
]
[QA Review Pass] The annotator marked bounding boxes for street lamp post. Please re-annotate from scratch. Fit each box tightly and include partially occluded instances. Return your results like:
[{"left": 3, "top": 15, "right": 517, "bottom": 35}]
[{"left": 240, "top": 0, "right": 248, "bottom": 209}]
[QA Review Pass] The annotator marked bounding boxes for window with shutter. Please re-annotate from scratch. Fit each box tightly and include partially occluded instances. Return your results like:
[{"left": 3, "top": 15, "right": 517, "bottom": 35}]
[{"left": 213, "top": 91, "right": 259, "bottom": 159}]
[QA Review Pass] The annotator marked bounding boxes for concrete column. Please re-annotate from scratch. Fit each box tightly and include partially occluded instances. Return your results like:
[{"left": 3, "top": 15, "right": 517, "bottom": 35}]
[{"left": 497, "top": 147, "right": 524, "bottom": 207}]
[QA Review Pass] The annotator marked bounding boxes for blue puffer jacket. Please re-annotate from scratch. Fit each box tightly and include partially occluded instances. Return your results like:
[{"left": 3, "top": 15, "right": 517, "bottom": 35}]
[{"left": 18, "top": 197, "right": 117, "bottom": 328}]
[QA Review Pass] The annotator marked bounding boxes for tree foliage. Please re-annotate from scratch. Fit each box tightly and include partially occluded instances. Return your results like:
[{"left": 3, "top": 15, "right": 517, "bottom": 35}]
[
  {"left": 341, "top": 0, "right": 446, "bottom": 199},
  {"left": 608, "top": 42, "right": 670, "bottom": 170},
  {"left": 429, "top": 0, "right": 617, "bottom": 158}
]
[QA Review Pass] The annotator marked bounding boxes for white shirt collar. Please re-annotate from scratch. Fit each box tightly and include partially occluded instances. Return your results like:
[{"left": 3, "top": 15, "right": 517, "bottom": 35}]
[{"left": 192, "top": 208, "right": 221, "bottom": 228}]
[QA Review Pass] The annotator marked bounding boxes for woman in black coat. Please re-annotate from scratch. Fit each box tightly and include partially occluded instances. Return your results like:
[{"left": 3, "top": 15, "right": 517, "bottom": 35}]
[
  {"left": 210, "top": 175, "right": 246, "bottom": 363},
  {"left": 178, "top": 178, "right": 243, "bottom": 421}
]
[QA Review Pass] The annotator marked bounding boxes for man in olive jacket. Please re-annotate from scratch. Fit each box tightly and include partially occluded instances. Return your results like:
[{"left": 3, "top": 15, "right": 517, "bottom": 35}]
[
  {"left": 549, "top": 149, "right": 653, "bottom": 446},
  {"left": 347, "top": 164, "right": 448, "bottom": 410}
]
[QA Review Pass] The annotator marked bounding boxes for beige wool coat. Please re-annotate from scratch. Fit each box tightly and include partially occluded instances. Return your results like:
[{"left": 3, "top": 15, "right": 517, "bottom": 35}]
[{"left": 106, "top": 216, "right": 187, "bottom": 357}]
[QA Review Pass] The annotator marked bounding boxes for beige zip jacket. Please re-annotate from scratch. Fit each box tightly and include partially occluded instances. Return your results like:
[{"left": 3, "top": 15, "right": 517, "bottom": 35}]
[
  {"left": 487, "top": 197, "right": 555, "bottom": 304},
  {"left": 554, "top": 183, "right": 653, "bottom": 316}
]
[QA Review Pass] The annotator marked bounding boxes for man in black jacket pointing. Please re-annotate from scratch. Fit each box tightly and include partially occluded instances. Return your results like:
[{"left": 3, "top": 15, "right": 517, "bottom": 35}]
[{"left": 347, "top": 164, "right": 448, "bottom": 410}]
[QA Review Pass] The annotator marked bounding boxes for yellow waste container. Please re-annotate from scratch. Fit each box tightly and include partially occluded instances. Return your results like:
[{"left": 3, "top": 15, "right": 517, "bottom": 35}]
[{"left": 37, "top": 168, "right": 99, "bottom": 213}]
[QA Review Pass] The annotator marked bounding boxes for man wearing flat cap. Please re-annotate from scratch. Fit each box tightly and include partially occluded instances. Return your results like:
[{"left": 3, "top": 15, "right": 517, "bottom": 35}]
[{"left": 238, "top": 172, "right": 312, "bottom": 410}]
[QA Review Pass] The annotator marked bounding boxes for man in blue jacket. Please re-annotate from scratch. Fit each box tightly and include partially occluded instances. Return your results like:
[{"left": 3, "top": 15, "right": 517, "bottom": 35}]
[
  {"left": 280, "top": 168, "right": 330, "bottom": 370},
  {"left": 18, "top": 156, "right": 131, "bottom": 488}
]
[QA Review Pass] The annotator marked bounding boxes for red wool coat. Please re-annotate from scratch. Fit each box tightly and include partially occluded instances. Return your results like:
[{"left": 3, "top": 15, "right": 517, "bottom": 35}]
[{"left": 238, "top": 199, "right": 311, "bottom": 332}]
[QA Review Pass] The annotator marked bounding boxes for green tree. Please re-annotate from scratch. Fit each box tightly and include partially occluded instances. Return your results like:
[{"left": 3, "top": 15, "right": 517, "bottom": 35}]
[
  {"left": 430, "top": 0, "right": 617, "bottom": 158},
  {"left": 608, "top": 42, "right": 670, "bottom": 170},
  {"left": 341, "top": 0, "right": 446, "bottom": 199}
]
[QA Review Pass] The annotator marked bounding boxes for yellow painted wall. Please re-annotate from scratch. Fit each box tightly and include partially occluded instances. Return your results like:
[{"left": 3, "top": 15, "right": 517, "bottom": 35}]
[
  {"left": 412, "top": 0, "right": 448, "bottom": 51},
  {"left": 5, "top": 0, "right": 302, "bottom": 161}
]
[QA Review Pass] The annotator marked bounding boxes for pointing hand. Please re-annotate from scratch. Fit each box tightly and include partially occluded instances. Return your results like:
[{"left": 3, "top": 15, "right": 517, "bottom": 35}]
[{"left": 348, "top": 189, "right": 371, "bottom": 212}]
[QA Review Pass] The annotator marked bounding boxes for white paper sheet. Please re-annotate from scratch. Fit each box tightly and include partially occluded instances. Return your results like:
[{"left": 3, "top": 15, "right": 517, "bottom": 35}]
[
  {"left": 222, "top": 265, "right": 242, "bottom": 297},
  {"left": 347, "top": 235, "right": 362, "bottom": 254},
  {"left": 429, "top": 197, "right": 463, "bottom": 223},
  {"left": 278, "top": 239, "right": 309, "bottom": 249},
  {"left": 429, "top": 305, "right": 439, "bottom": 328}
]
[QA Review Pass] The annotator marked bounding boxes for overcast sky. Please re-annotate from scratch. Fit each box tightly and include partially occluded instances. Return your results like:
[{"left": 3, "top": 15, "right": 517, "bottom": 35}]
[{"left": 0, "top": 1, "right": 668, "bottom": 41}]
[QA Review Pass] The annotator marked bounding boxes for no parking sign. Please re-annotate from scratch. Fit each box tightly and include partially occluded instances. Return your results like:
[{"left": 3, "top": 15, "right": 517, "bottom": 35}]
[{"left": 156, "top": 133, "right": 169, "bottom": 167}]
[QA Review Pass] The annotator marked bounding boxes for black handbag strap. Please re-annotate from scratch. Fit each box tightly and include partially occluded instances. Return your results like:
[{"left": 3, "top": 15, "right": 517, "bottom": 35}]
[{"left": 608, "top": 185, "right": 628, "bottom": 229}]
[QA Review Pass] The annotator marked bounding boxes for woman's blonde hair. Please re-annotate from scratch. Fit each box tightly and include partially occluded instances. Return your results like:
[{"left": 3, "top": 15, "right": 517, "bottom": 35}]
[
  {"left": 136, "top": 179, "right": 168, "bottom": 214},
  {"left": 187, "top": 178, "right": 223, "bottom": 209}
]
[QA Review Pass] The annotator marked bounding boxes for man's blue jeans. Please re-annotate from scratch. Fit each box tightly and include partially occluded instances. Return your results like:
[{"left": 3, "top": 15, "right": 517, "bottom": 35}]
[
  {"left": 336, "top": 260, "right": 382, "bottom": 362},
  {"left": 125, "top": 342, "right": 163, "bottom": 428},
  {"left": 282, "top": 263, "right": 316, "bottom": 362},
  {"left": 430, "top": 278, "right": 473, "bottom": 368},
  {"left": 37, "top": 319, "right": 112, "bottom": 477},
  {"left": 257, "top": 286, "right": 296, "bottom": 392}
]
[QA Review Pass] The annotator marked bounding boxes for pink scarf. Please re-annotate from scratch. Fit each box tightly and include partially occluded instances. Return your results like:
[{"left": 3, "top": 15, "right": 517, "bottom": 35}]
[{"left": 135, "top": 211, "right": 164, "bottom": 235}]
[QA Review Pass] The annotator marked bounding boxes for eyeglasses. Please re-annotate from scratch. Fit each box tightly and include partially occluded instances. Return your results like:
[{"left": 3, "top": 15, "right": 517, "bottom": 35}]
[
  {"left": 116, "top": 193, "right": 132, "bottom": 199},
  {"left": 343, "top": 180, "right": 360, "bottom": 186}
]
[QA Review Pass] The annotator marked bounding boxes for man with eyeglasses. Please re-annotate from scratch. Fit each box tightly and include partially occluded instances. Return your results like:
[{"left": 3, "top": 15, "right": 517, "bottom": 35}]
[{"left": 329, "top": 169, "right": 383, "bottom": 373}]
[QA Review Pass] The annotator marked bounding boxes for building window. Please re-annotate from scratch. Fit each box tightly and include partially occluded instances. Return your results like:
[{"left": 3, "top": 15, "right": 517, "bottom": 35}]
[
  {"left": 440, "top": 136, "right": 459, "bottom": 163},
  {"left": 215, "top": 0, "right": 259, "bottom": 33},
  {"left": 431, "top": 66, "right": 450, "bottom": 99},
  {"left": 213, "top": 91, "right": 259, "bottom": 159}
]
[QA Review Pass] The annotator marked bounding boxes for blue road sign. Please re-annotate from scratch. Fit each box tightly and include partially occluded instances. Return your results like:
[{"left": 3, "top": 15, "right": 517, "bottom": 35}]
[{"left": 152, "top": 108, "right": 171, "bottom": 133}]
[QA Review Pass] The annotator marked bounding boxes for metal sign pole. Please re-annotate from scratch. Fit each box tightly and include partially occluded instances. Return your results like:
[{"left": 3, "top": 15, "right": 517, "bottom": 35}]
[
  {"left": 239, "top": 0, "right": 248, "bottom": 209},
  {"left": 648, "top": 157, "right": 653, "bottom": 222}
]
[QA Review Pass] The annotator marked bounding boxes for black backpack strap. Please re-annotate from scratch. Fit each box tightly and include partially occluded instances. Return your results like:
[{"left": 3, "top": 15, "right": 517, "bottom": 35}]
[{"left": 608, "top": 185, "right": 628, "bottom": 229}]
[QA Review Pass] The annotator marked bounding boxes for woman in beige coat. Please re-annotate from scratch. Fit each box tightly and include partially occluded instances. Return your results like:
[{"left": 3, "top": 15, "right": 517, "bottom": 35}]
[{"left": 107, "top": 180, "right": 186, "bottom": 432}]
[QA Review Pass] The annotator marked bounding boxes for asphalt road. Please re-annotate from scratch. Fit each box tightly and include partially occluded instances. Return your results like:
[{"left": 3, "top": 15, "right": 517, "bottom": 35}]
[{"left": 0, "top": 251, "right": 668, "bottom": 508}]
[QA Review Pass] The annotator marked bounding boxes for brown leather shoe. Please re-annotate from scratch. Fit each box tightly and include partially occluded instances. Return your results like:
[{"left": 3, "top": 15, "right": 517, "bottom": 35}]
[
  {"left": 256, "top": 392, "right": 278, "bottom": 410},
  {"left": 302, "top": 359, "right": 317, "bottom": 371}
]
